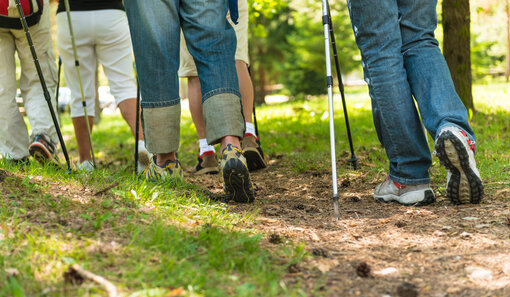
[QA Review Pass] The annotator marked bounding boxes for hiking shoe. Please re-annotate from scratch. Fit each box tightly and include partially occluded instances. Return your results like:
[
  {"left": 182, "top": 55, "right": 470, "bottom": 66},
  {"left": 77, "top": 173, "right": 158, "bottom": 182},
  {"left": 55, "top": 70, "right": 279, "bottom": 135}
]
[
  {"left": 242, "top": 134, "right": 267, "bottom": 171},
  {"left": 374, "top": 176, "right": 435, "bottom": 206},
  {"left": 220, "top": 144, "right": 255, "bottom": 203},
  {"left": 137, "top": 146, "right": 152, "bottom": 174},
  {"left": 8, "top": 157, "right": 30, "bottom": 166},
  {"left": 29, "top": 135, "right": 57, "bottom": 164},
  {"left": 435, "top": 126, "right": 483, "bottom": 204},
  {"left": 194, "top": 151, "right": 219, "bottom": 175},
  {"left": 76, "top": 160, "right": 95, "bottom": 172},
  {"left": 144, "top": 156, "right": 183, "bottom": 182}
]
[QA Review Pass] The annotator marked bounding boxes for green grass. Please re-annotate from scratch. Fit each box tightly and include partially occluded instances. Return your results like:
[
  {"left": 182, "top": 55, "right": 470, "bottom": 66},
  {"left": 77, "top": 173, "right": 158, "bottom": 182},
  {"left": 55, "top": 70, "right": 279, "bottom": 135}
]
[{"left": 1, "top": 83, "right": 509, "bottom": 296}]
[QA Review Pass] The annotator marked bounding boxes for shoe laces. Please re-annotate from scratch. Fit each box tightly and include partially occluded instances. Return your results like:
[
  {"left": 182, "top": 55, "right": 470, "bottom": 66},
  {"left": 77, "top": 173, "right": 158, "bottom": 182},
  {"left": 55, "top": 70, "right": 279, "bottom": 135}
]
[{"left": 460, "top": 130, "right": 475, "bottom": 152}]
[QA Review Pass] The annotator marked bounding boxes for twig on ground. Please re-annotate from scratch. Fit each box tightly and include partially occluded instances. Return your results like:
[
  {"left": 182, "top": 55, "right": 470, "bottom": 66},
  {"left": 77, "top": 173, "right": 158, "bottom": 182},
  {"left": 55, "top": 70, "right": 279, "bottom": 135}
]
[
  {"left": 69, "top": 264, "right": 118, "bottom": 297},
  {"left": 94, "top": 182, "right": 120, "bottom": 196}
]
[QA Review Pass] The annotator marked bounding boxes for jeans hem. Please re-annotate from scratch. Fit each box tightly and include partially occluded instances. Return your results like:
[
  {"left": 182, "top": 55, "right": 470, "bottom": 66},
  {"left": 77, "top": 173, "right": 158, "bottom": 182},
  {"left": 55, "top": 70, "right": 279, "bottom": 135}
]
[
  {"left": 389, "top": 173, "right": 430, "bottom": 186},
  {"left": 203, "top": 88, "right": 241, "bottom": 102},
  {"left": 141, "top": 97, "right": 180, "bottom": 108}
]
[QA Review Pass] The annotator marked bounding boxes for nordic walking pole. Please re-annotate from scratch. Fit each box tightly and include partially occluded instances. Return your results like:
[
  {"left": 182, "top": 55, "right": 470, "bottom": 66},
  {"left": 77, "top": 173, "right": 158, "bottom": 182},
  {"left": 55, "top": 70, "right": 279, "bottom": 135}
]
[
  {"left": 56, "top": 56, "right": 62, "bottom": 122},
  {"left": 134, "top": 80, "right": 140, "bottom": 175},
  {"left": 326, "top": 0, "right": 358, "bottom": 170},
  {"left": 14, "top": 0, "right": 72, "bottom": 173},
  {"left": 322, "top": 0, "right": 339, "bottom": 219},
  {"left": 63, "top": 0, "right": 96, "bottom": 167}
]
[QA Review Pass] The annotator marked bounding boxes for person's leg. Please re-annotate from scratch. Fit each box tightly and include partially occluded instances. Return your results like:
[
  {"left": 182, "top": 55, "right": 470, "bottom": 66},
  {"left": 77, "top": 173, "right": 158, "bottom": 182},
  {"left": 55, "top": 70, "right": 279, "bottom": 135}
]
[
  {"left": 72, "top": 116, "right": 94, "bottom": 162},
  {"left": 124, "top": 0, "right": 183, "bottom": 180},
  {"left": 348, "top": 0, "right": 431, "bottom": 185},
  {"left": 0, "top": 29, "right": 30, "bottom": 160},
  {"left": 15, "top": 0, "right": 59, "bottom": 162},
  {"left": 94, "top": 10, "right": 143, "bottom": 141},
  {"left": 181, "top": 0, "right": 254, "bottom": 202},
  {"left": 57, "top": 11, "right": 97, "bottom": 163},
  {"left": 348, "top": 0, "right": 434, "bottom": 205},
  {"left": 398, "top": 0, "right": 482, "bottom": 204}
]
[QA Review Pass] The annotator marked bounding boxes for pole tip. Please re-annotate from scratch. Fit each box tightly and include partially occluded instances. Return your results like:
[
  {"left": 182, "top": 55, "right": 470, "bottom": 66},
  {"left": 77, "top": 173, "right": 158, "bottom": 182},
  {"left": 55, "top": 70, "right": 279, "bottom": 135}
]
[
  {"left": 348, "top": 155, "right": 359, "bottom": 170},
  {"left": 333, "top": 194, "right": 339, "bottom": 220}
]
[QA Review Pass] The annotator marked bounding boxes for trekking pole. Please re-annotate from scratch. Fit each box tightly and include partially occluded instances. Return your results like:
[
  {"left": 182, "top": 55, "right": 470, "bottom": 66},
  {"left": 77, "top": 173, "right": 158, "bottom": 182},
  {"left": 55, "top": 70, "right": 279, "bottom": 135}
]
[
  {"left": 63, "top": 0, "right": 96, "bottom": 167},
  {"left": 134, "top": 80, "right": 140, "bottom": 175},
  {"left": 322, "top": 0, "right": 340, "bottom": 219},
  {"left": 326, "top": 0, "right": 358, "bottom": 170},
  {"left": 14, "top": 0, "right": 72, "bottom": 173},
  {"left": 56, "top": 56, "right": 62, "bottom": 122}
]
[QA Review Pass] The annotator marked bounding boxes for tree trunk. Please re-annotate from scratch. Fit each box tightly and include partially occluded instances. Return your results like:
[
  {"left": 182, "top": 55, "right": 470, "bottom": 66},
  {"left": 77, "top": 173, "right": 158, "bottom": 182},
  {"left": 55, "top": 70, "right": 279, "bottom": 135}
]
[
  {"left": 442, "top": 0, "right": 475, "bottom": 114},
  {"left": 253, "top": 45, "right": 267, "bottom": 105},
  {"left": 506, "top": 0, "right": 510, "bottom": 82}
]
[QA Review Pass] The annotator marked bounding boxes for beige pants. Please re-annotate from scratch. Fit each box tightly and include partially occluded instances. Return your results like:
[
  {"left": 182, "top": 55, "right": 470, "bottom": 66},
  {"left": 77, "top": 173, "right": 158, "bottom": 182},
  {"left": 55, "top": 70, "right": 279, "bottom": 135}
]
[
  {"left": 178, "top": 0, "right": 249, "bottom": 77},
  {"left": 0, "top": 0, "right": 58, "bottom": 160}
]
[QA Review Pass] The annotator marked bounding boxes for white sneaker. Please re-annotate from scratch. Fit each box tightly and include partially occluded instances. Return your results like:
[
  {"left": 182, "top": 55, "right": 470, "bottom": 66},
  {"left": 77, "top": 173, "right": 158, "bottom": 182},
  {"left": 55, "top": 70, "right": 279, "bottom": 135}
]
[
  {"left": 435, "top": 126, "right": 483, "bottom": 204},
  {"left": 374, "top": 176, "right": 435, "bottom": 206},
  {"left": 76, "top": 160, "right": 95, "bottom": 172}
]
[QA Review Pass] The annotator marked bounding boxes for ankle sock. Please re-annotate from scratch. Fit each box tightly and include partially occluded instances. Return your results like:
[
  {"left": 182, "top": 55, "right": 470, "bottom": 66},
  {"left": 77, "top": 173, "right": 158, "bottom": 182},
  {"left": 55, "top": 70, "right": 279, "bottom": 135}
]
[
  {"left": 245, "top": 122, "right": 256, "bottom": 137},
  {"left": 138, "top": 140, "right": 146, "bottom": 151},
  {"left": 199, "top": 138, "right": 215, "bottom": 156}
]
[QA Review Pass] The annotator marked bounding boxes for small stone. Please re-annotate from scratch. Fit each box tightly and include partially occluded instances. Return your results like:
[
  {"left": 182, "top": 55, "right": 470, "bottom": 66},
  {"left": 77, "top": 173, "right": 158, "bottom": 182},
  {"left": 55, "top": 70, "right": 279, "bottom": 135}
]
[
  {"left": 462, "top": 216, "right": 479, "bottom": 220},
  {"left": 460, "top": 231, "right": 472, "bottom": 238},
  {"left": 397, "top": 282, "right": 418, "bottom": 297},
  {"left": 466, "top": 266, "right": 493, "bottom": 282},
  {"left": 377, "top": 267, "right": 398, "bottom": 276}
]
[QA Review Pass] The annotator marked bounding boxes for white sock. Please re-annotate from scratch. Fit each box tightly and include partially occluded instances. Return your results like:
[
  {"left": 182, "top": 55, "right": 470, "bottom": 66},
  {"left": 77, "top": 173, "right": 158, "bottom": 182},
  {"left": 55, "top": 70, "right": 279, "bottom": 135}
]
[
  {"left": 199, "top": 138, "right": 215, "bottom": 156},
  {"left": 138, "top": 140, "right": 146, "bottom": 151},
  {"left": 245, "top": 122, "right": 256, "bottom": 137}
]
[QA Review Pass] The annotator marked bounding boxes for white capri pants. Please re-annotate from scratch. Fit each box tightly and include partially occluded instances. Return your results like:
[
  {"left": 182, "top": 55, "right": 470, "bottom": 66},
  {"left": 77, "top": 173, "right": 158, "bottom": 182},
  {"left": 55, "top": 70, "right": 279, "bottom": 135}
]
[{"left": 56, "top": 9, "right": 137, "bottom": 118}]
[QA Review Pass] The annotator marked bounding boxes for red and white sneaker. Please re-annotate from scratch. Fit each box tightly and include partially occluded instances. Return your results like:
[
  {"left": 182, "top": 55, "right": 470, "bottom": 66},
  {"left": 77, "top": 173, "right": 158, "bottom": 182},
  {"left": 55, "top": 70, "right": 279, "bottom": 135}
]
[
  {"left": 373, "top": 176, "right": 435, "bottom": 206},
  {"left": 435, "top": 126, "right": 483, "bottom": 204},
  {"left": 241, "top": 133, "right": 267, "bottom": 171},
  {"left": 194, "top": 150, "right": 219, "bottom": 175},
  {"left": 29, "top": 135, "right": 57, "bottom": 164}
]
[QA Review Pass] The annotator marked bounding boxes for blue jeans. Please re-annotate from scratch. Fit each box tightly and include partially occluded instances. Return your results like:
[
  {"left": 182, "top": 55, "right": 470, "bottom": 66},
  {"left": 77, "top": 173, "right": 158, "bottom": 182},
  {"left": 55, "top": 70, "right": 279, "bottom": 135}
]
[
  {"left": 124, "top": 0, "right": 243, "bottom": 153},
  {"left": 347, "top": 0, "right": 475, "bottom": 185}
]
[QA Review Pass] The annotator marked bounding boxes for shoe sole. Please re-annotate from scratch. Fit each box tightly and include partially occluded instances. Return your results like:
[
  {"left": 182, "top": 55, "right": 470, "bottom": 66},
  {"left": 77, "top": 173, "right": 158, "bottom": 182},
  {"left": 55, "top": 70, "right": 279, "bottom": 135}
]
[
  {"left": 222, "top": 158, "right": 255, "bottom": 203},
  {"left": 374, "top": 190, "right": 435, "bottom": 206},
  {"left": 29, "top": 142, "right": 54, "bottom": 164},
  {"left": 195, "top": 167, "right": 219, "bottom": 175},
  {"left": 435, "top": 130, "right": 483, "bottom": 204},
  {"left": 243, "top": 148, "right": 267, "bottom": 171}
]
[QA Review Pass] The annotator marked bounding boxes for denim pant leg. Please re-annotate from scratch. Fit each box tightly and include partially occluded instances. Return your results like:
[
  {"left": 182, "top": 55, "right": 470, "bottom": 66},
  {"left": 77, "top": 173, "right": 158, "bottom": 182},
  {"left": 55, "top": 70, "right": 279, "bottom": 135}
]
[
  {"left": 348, "top": 0, "right": 431, "bottom": 185},
  {"left": 398, "top": 0, "right": 476, "bottom": 146},
  {"left": 124, "top": 0, "right": 182, "bottom": 154},
  {"left": 181, "top": 0, "right": 244, "bottom": 145}
]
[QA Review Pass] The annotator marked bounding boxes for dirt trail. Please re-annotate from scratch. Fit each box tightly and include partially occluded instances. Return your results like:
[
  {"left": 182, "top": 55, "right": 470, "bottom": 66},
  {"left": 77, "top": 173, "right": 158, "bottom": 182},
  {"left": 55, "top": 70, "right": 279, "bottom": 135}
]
[{"left": 189, "top": 162, "right": 510, "bottom": 297}]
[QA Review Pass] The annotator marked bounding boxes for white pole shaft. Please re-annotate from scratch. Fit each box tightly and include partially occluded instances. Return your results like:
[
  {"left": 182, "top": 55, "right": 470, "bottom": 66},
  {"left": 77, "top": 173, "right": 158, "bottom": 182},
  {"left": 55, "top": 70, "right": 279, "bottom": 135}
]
[{"left": 322, "top": 0, "right": 339, "bottom": 219}]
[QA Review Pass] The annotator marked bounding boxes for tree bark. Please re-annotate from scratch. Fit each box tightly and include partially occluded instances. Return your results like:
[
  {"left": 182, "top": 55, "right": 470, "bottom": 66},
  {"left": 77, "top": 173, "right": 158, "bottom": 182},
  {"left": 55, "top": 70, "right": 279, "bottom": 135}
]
[
  {"left": 253, "top": 44, "right": 267, "bottom": 105},
  {"left": 442, "top": 0, "right": 475, "bottom": 114},
  {"left": 506, "top": 0, "right": 510, "bottom": 81}
]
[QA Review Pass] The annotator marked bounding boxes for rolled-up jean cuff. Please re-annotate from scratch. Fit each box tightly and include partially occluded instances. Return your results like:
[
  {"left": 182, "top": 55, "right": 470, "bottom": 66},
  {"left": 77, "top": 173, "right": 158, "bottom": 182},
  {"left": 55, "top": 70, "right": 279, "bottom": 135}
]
[
  {"left": 141, "top": 97, "right": 180, "bottom": 108},
  {"left": 203, "top": 88, "right": 241, "bottom": 102},
  {"left": 143, "top": 104, "right": 181, "bottom": 153},
  {"left": 203, "top": 93, "right": 245, "bottom": 145},
  {"left": 389, "top": 173, "right": 430, "bottom": 186}
]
